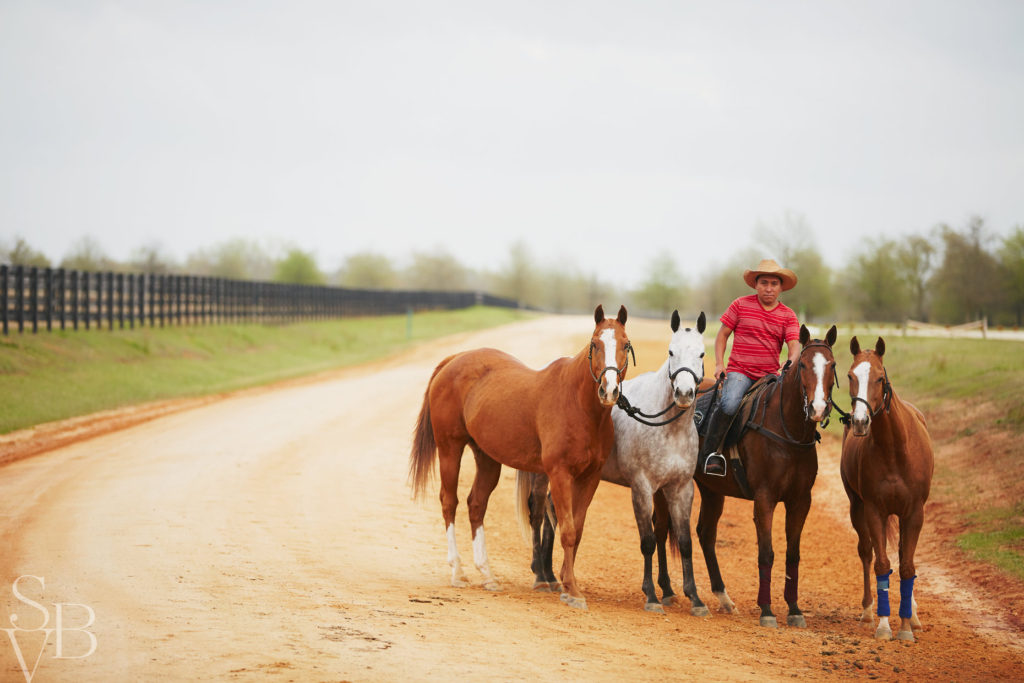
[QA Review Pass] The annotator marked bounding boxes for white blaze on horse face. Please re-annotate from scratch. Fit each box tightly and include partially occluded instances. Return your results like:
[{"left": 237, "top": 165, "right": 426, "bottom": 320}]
[
  {"left": 852, "top": 361, "right": 872, "bottom": 422},
  {"left": 811, "top": 352, "right": 828, "bottom": 419},
  {"left": 599, "top": 328, "right": 620, "bottom": 401},
  {"left": 669, "top": 331, "right": 702, "bottom": 405}
]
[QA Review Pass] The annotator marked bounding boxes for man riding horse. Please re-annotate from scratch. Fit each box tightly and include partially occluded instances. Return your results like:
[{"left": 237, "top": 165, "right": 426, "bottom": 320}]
[{"left": 699, "top": 258, "right": 801, "bottom": 476}]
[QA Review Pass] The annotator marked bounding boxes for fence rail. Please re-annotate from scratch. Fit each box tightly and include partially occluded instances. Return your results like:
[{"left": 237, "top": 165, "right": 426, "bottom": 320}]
[{"left": 0, "top": 265, "right": 521, "bottom": 334}]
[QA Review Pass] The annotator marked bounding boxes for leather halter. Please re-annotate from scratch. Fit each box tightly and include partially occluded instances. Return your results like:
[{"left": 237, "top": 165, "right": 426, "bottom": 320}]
[{"left": 838, "top": 365, "right": 892, "bottom": 425}]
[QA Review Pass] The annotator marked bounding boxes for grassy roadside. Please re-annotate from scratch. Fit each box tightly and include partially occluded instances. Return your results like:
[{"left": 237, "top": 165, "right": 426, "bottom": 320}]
[
  {"left": 0, "top": 306, "right": 535, "bottom": 435},
  {"left": 816, "top": 333, "right": 1024, "bottom": 581}
]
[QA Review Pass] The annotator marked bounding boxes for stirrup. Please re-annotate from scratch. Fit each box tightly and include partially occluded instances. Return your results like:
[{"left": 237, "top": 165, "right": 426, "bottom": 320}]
[{"left": 704, "top": 453, "right": 727, "bottom": 477}]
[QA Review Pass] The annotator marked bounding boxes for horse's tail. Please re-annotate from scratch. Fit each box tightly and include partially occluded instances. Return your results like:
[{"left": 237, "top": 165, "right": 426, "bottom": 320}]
[
  {"left": 514, "top": 470, "right": 533, "bottom": 545},
  {"left": 408, "top": 357, "right": 452, "bottom": 500}
]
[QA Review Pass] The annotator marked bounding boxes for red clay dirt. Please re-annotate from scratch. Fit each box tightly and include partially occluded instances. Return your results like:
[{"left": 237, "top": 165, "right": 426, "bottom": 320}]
[{"left": 1, "top": 315, "right": 1021, "bottom": 681}]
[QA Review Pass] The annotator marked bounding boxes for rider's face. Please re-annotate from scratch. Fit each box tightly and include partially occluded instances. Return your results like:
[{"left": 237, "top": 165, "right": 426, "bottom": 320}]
[{"left": 755, "top": 276, "right": 782, "bottom": 307}]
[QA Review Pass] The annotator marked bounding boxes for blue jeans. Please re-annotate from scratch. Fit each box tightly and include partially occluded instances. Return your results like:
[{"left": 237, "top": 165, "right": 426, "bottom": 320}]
[{"left": 719, "top": 372, "right": 754, "bottom": 416}]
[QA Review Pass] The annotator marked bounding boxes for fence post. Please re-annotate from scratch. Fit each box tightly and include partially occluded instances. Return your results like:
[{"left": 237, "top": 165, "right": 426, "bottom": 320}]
[
  {"left": 43, "top": 267, "right": 53, "bottom": 332},
  {"left": 57, "top": 269, "right": 66, "bottom": 330},
  {"left": 30, "top": 266, "right": 39, "bottom": 333},
  {"left": 71, "top": 271, "right": 79, "bottom": 330}
]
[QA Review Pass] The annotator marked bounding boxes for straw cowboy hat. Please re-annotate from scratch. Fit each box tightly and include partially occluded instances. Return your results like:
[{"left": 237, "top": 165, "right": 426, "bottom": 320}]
[{"left": 743, "top": 258, "right": 797, "bottom": 291}]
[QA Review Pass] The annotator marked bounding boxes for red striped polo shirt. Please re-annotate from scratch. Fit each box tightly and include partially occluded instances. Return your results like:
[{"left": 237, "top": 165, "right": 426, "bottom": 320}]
[{"left": 721, "top": 295, "right": 800, "bottom": 380}]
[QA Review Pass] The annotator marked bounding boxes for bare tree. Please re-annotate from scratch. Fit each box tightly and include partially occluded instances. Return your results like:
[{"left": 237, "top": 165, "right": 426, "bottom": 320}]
[
  {"left": 337, "top": 252, "right": 397, "bottom": 289},
  {"left": 2, "top": 236, "right": 51, "bottom": 267}
]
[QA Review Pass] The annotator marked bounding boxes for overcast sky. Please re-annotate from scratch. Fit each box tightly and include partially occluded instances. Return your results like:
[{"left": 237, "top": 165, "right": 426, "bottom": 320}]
[{"left": 2, "top": 1, "right": 1022, "bottom": 289}]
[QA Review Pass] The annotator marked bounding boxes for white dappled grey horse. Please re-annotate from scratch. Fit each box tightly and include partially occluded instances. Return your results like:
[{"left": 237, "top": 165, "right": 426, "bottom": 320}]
[{"left": 517, "top": 310, "right": 724, "bottom": 614}]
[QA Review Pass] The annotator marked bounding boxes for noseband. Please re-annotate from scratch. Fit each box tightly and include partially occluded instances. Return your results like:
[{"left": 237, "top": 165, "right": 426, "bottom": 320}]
[{"left": 588, "top": 339, "right": 635, "bottom": 384}]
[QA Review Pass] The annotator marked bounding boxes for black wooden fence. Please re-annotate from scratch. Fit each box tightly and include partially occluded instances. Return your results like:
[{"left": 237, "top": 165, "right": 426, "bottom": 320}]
[{"left": 0, "top": 264, "right": 521, "bottom": 334}]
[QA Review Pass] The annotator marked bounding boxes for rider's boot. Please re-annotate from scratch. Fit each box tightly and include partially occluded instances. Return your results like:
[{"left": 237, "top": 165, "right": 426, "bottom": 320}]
[{"left": 699, "top": 407, "right": 731, "bottom": 477}]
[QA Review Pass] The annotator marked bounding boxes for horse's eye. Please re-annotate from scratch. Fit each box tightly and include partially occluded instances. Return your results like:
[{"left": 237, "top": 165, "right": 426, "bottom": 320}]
[
  {"left": 668, "top": 350, "right": 674, "bottom": 357},
  {"left": 700, "top": 352, "right": 705, "bottom": 359}
]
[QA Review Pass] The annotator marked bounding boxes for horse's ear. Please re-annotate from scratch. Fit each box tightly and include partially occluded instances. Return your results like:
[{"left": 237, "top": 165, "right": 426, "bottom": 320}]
[
  {"left": 670, "top": 310, "right": 680, "bottom": 332},
  {"left": 826, "top": 325, "right": 837, "bottom": 347},
  {"left": 875, "top": 337, "right": 885, "bottom": 358},
  {"left": 617, "top": 305, "right": 628, "bottom": 325},
  {"left": 594, "top": 305, "right": 605, "bottom": 325},
  {"left": 697, "top": 311, "right": 706, "bottom": 334},
  {"left": 799, "top": 325, "right": 810, "bottom": 345},
  {"left": 850, "top": 336, "right": 860, "bottom": 356}
]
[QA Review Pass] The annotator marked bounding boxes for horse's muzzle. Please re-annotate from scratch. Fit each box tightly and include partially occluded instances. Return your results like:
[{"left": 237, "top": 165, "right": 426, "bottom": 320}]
[
  {"left": 851, "top": 416, "right": 871, "bottom": 437},
  {"left": 597, "top": 371, "right": 620, "bottom": 406},
  {"left": 673, "top": 387, "right": 695, "bottom": 409}
]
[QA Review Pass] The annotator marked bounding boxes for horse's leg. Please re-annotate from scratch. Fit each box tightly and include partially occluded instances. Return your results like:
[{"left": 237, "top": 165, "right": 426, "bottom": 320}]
[
  {"left": 653, "top": 489, "right": 677, "bottom": 607},
  {"left": 550, "top": 467, "right": 602, "bottom": 610},
  {"left": 540, "top": 491, "right": 559, "bottom": 588},
  {"left": 781, "top": 492, "right": 812, "bottom": 628},
  {"left": 665, "top": 480, "right": 708, "bottom": 617},
  {"left": 864, "top": 507, "right": 893, "bottom": 640},
  {"left": 753, "top": 494, "right": 778, "bottom": 627},
  {"left": 528, "top": 473, "right": 559, "bottom": 591},
  {"left": 437, "top": 440, "right": 469, "bottom": 587},
  {"left": 695, "top": 484, "right": 735, "bottom": 613},
  {"left": 628, "top": 480, "right": 662, "bottom": 613},
  {"left": 896, "top": 505, "right": 925, "bottom": 642},
  {"left": 844, "top": 480, "right": 875, "bottom": 624},
  {"left": 466, "top": 446, "right": 503, "bottom": 591}
]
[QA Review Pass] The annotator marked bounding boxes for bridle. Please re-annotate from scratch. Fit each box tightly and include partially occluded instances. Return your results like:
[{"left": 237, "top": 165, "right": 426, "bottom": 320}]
[
  {"left": 794, "top": 340, "right": 839, "bottom": 426},
  {"left": 588, "top": 337, "right": 635, "bottom": 384},
  {"left": 834, "top": 364, "right": 892, "bottom": 426}
]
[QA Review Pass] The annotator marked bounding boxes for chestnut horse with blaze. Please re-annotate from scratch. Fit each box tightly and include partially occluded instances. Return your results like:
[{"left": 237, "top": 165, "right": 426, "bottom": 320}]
[
  {"left": 840, "top": 336, "right": 934, "bottom": 642},
  {"left": 408, "top": 305, "right": 632, "bottom": 610}
]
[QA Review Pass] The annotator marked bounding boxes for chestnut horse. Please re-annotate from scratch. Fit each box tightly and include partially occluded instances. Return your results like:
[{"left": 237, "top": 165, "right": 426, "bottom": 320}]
[
  {"left": 517, "top": 310, "right": 709, "bottom": 614},
  {"left": 840, "top": 336, "right": 933, "bottom": 642},
  {"left": 409, "top": 305, "right": 632, "bottom": 610},
  {"left": 694, "top": 324, "right": 838, "bottom": 628}
]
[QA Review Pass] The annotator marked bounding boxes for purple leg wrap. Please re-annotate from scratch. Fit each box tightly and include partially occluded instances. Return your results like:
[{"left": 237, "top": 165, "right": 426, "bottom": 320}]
[
  {"left": 899, "top": 575, "right": 917, "bottom": 619},
  {"left": 876, "top": 570, "right": 892, "bottom": 617},
  {"left": 784, "top": 563, "right": 798, "bottom": 604},
  {"left": 757, "top": 564, "right": 771, "bottom": 606}
]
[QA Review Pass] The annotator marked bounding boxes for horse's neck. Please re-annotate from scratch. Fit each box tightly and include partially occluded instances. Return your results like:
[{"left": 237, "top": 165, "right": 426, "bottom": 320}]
[
  {"left": 626, "top": 360, "right": 672, "bottom": 404},
  {"left": 568, "top": 349, "right": 606, "bottom": 417},
  {"left": 772, "top": 367, "right": 815, "bottom": 438}
]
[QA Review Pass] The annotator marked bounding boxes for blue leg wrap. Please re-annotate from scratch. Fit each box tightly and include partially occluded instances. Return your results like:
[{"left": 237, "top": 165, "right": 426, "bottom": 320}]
[
  {"left": 899, "top": 575, "right": 917, "bottom": 619},
  {"left": 876, "top": 570, "right": 892, "bottom": 617}
]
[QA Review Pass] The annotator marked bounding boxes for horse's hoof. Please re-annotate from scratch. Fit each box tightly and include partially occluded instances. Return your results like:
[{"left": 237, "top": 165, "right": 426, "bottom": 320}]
[
  {"left": 644, "top": 602, "right": 665, "bottom": 614},
  {"left": 482, "top": 580, "right": 502, "bottom": 592},
  {"left": 897, "top": 629, "right": 915, "bottom": 642},
  {"left": 559, "top": 593, "right": 588, "bottom": 610},
  {"left": 691, "top": 605, "right": 710, "bottom": 617},
  {"left": 714, "top": 591, "right": 735, "bottom": 614},
  {"left": 661, "top": 594, "right": 679, "bottom": 607},
  {"left": 451, "top": 578, "right": 469, "bottom": 588},
  {"left": 787, "top": 614, "right": 807, "bottom": 628},
  {"left": 760, "top": 615, "right": 778, "bottom": 628},
  {"left": 875, "top": 626, "right": 893, "bottom": 640},
  {"left": 859, "top": 608, "right": 874, "bottom": 623},
  {"left": 532, "top": 580, "right": 552, "bottom": 592}
]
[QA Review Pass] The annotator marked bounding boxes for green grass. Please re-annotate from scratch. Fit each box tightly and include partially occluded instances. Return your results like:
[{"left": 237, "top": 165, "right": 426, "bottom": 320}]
[
  {"left": 957, "top": 503, "right": 1024, "bottom": 581},
  {"left": 0, "top": 306, "right": 534, "bottom": 434}
]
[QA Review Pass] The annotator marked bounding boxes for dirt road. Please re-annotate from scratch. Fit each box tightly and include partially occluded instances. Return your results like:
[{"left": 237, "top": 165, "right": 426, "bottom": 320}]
[{"left": 2, "top": 315, "right": 1022, "bottom": 681}]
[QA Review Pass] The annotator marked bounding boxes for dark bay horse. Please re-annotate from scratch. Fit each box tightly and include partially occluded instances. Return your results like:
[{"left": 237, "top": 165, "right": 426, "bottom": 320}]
[
  {"left": 840, "top": 336, "right": 933, "bottom": 642},
  {"left": 409, "top": 305, "right": 632, "bottom": 610},
  {"left": 694, "top": 324, "right": 838, "bottom": 628},
  {"left": 517, "top": 311, "right": 710, "bottom": 615}
]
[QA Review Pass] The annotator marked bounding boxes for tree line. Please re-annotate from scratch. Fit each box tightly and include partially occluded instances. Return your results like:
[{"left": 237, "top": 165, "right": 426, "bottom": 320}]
[{"left": 4, "top": 214, "right": 1022, "bottom": 326}]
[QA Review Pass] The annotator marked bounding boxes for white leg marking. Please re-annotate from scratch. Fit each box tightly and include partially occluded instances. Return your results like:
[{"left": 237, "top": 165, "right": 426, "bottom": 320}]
[
  {"left": 447, "top": 523, "right": 467, "bottom": 586},
  {"left": 473, "top": 526, "right": 501, "bottom": 590}
]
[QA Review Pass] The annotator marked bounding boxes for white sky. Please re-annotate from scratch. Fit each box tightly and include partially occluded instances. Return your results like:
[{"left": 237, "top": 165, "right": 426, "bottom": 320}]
[{"left": 2, "top": 1, "right": 1022, "bottom": 289}]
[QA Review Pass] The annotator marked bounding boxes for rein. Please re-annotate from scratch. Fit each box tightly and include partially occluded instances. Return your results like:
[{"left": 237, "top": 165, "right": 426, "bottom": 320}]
[
  {"left": 617, "top": 372, "right": 722, "bottom": 427},
  {"left": 746, "top": 343, "right": 835, "bottom": 449}
]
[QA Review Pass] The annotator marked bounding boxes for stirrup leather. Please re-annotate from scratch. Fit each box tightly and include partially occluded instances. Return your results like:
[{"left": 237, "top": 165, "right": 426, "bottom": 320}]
[{"left": 704, "top": 452, "right": 727, "bottom": 477}]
